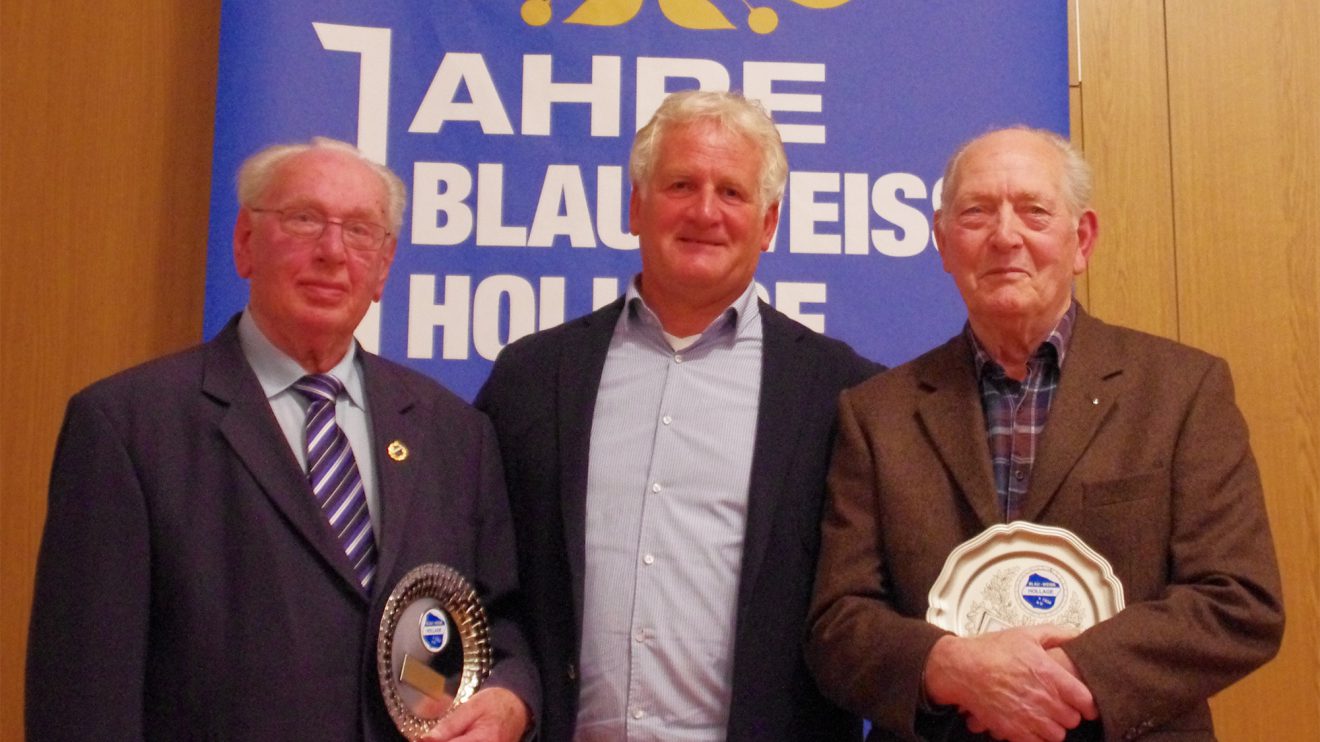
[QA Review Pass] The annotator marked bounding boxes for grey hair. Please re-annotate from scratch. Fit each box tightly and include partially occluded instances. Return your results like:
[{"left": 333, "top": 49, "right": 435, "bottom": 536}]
[
  {"left": 235, "top": 137, "right": 407, "bottom": 234},
  {"left": 630, "top": 89, "right": 788, "bottom": 209},
  {"left": 938, "top": 125, "right": 1093, "bottom": 225}
]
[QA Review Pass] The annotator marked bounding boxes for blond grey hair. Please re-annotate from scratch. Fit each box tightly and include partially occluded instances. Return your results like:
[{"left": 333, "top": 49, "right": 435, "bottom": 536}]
[
  {"left": 236, "top": 137, "right": 407, "bottom": 234},
  {"left": 630, "top": 90, "right": 788, "bottom": 209},
  {"left": 938, "top": 126, "right": 1093, "bottom": 226}
]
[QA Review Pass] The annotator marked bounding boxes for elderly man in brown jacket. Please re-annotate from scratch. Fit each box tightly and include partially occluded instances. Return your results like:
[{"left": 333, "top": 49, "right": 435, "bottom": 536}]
[{"left": 806, "top": 127, "right": 1283, "bottom": 742}]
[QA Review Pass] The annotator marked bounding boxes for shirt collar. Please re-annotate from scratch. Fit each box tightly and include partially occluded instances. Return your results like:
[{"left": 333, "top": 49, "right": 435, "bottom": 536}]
[
  {"left": 969, "top": 301, "right": 1077, "bottom": 381},
  {"left": 237, "top": 308, "right": 365, "bottom": 408},
  {"left": 620, "top": 275, "right": 762, "bottom": 348}
]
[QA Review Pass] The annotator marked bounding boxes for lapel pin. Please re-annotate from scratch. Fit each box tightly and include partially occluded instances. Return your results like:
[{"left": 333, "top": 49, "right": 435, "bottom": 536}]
[{"left": 387, "top": 440, "right": 409, "bottom": 462}]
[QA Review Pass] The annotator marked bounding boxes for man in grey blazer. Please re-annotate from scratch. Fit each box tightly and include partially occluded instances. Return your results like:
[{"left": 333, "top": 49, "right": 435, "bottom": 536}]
[
  {"left": 806, "top": 127, "right": 1284, "bottom": 741},
  {"left": 476, "top": 91, "right": 878, "bottom": 741},
  {"left": 26, "top": 138, "right": 537, "bottom": 741}
]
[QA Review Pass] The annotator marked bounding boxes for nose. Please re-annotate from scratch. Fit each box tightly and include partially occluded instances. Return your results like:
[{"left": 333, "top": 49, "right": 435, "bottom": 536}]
[
  {"left": 989, "top": 205, "right": 1024, "bottom": 250},
  {"left": 689, "top": 186, "right": 720, "bottom": 223},
  {"left": 312, "top": 221, "right": 350, "bottom": 259}
]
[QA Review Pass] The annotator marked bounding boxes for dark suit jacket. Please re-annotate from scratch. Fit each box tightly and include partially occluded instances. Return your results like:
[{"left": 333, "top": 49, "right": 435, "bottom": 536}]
[
  {"left": 807, "top": 309, "right": 1284, "bottom": 742},
  {"left": 26, "top": 317, "right": 538, "bottom": 741},
  {"left": 475, "top": 297, "right": 880, "bottom": 741}
]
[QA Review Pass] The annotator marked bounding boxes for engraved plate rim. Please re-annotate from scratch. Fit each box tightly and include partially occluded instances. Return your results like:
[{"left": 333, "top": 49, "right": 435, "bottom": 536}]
[
  {"left": 377, "top": 562, "right": 493, "bottom": 741},
  {"left": 925, "top": 521, "right": 1126, "bottom": 635}
]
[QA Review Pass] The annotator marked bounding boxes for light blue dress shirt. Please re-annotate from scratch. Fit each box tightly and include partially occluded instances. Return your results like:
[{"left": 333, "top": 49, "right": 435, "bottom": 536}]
[
  {"left": 575, "top": 279, "right": 764, "bottom": 742},
  {"left": 237, "top": 309, "right": 380, "bottom": 536}
]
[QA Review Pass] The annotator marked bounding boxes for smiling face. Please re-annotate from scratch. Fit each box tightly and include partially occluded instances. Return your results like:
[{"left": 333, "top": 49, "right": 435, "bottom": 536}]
[
  {"left": 233, "top": 147, "right": 396, "bottom": 367},
  {"left": 629, "top": 120, "right": 779, "bottom": 326},
  {"left": 933, "top": 129, "right": 1097, "bottom": 335}
]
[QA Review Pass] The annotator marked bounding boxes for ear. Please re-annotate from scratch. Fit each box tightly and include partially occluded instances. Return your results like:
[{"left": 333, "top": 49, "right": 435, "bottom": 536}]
[
  {"left": 628, "top": 185, "right": 642, "bottom": 236},
  {"left": 759, "top": 200, "right": 781, "bottom": 252},
  {"left": 1072, "top": 209, "right": 1098, "bottom": 275},
  {"left": 372, "top": 236, "right": 398, "bottom": 302},
  {"left": 233, "top": 208, "right": 255, "bottom": 279},
  {"left": 931, "top": 211, "right": 954, "bottom": 274}
]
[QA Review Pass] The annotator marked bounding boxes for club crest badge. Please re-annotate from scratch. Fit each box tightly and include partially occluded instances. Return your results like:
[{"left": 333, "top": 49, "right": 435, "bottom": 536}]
[
  {"left": 1018, "top": 567, "right": 1065, "bottom": 613},
  {"left": 419, "top": 608, "right": 451, "bottom": 653}
]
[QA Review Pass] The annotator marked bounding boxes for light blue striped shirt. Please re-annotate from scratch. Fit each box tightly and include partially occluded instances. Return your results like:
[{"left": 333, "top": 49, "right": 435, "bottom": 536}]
[
  {"left": 237, "top": 310, "right": 380, "bottom": 536},
  {"left": 576, "top": 278, "right": 763, "bottom": 742}
]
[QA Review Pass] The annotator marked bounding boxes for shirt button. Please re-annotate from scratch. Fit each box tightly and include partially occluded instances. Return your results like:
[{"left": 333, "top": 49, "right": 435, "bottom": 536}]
[
  {"left": 674, "top": 354, "right": 684, "bottom": 363},
  {"left": 643, "top": 553, "right": 655, "bottom": 565},
  {"left": 662, "top": 415, "right": 672, "bottom": 425},
  {"left": 1014, "top": 469, "right": 1025, "bottom": 481},
  {"left": 631, "top": 708, "right": 645, "bottom": 719},
  {"left": 634, "top": 628, "right": 646, "bottom": 642},
  {"left": 651, "top": 482, "right": 662, "bottom": 493}
]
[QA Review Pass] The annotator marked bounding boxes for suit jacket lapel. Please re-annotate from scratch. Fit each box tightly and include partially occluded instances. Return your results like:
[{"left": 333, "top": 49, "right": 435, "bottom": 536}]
[
  {"left": 361, "top": 354, "right": 420, "bottom": 596},
  {"left": 204, "top": 321, "right": 369, "bottom": 598},
  {"left": 914, "top": 335, "right": 1003, "bottom": 529},
  {"left": 559, "top": 298, "right": 624, "bottom": 634},
  {"left": 736, "top": 304, "right": 810, "bottom": 612},
  {"left": 1020, "top": 310, "right": 1123, "bottom": 522}
]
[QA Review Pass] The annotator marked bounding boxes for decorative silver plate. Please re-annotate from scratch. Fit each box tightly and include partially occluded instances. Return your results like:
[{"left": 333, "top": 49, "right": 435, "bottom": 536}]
[
  {"left": 377, "top": 563, "right": 492, "bottom": 740},
  {"left": 926, "top": 521, "right": 1125, "bottom": 636}
]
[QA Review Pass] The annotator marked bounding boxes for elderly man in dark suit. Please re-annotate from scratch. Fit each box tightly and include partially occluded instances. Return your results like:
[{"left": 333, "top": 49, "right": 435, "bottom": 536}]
[
  {"left": 475, "top": 90, "right": 878, "bottom": 741},
  {"left": 806, "top": 127, "right": 1284, "bottom": 742},
  {"left": 26, "top": 138, "right": 537, "bottom": 741}
]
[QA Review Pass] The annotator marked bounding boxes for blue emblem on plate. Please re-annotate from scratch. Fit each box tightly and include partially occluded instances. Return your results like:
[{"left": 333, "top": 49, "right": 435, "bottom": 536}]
[
  {"left": 1020, "top": 571, "right": 1063, "bottom": 611},
  {"left": 419, "top": 608, "right": 450, "bottom": 653}
]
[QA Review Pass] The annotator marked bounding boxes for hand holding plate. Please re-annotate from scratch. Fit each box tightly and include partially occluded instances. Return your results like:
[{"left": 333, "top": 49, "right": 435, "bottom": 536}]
[
  {"left": 418, "top": 687, "right": 530, "bottom": 742},
  {"left": 924, "top": 625, "right": 1096, "bottom": 742}
]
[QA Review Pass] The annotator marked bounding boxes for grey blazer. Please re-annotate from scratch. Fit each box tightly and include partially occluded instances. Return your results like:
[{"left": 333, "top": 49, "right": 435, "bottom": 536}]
[{"left": 27, "top": 316, "right": 539, "bottom": 740}]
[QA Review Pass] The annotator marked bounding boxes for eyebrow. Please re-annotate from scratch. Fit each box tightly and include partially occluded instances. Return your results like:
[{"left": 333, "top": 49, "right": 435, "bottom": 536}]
[
  {"left": 281, "top": 200, "right": 385, "bottom": 222},
  {"left": 957, "top": 189, "right": 1057, "bottom": 206}
]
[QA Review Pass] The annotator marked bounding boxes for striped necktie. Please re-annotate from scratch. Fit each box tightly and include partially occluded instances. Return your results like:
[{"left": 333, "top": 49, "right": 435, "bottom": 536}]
[{"left": 293, "top": 374, "right": 377, "bottom": 590}]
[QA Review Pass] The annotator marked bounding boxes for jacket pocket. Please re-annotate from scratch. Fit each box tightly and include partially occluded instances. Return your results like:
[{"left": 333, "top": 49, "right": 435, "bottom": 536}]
[{"left": 1082, "top": 467, "right": 1165, "bottom": 507}]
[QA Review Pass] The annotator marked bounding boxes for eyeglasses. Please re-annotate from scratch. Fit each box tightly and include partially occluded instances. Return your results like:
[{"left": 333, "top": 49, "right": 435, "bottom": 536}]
[{"left": 250, "top": 207, "right": 391, "bottom": 252}]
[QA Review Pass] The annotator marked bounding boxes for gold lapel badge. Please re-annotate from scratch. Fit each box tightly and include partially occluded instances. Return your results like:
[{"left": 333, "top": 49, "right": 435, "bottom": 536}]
[{"left": 387, "top": 440, "right": 409, "bottom": 462}]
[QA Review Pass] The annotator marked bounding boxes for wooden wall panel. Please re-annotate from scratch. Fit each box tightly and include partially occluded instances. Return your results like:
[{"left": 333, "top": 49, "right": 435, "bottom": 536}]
[
  {"left": 1067, "top": 0, "right": 1088, "bottom": 310},
  {"left": 0, "top": 1, "right": 220, "bottom": 737},
  {"left": 1074, "top": 0, "right": 1179, "bottom": 340},
  {"left": 1078, "top": 0, "right": 1319, "bottom": 739},
  {"left": 1164, "top": 1, "right": 1320, "bottom": 738}
]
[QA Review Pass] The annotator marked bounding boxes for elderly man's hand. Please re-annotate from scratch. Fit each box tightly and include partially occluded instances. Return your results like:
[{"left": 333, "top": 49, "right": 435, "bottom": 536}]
[
  {"left": 419, "top": 687, "right": 530, "bottom": 742},
  {"left": 924, "top": 625, "right": 1097, "bottom": 742}
]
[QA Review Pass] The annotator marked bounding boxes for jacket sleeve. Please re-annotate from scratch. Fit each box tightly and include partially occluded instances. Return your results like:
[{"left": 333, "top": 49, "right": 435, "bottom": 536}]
[
  {"left": 805, "top": 387, "right": 951, "bottom": 741},
  {"left": 1063, "top": 357, "right": 1284, "bottom": 741},
  {"left": 27, "top": 392, "right": 151, "bottom": 740},
  {"left": 471, "top": 411, "right": 543, "bottom": 726}
]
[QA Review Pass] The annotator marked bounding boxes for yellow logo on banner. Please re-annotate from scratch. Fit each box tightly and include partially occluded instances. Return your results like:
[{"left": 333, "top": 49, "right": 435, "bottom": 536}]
[{"left": 521, "top": 0, "right": 853, "bottom": 35}]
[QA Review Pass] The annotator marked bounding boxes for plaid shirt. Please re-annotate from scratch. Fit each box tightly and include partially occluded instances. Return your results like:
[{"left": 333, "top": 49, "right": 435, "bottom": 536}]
[{"left": 970, "top": 302, "right": 1077, "bottom": 521}]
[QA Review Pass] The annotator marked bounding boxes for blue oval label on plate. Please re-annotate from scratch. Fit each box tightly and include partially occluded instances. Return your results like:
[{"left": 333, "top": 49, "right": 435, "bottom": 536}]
[
  {"left": 1020, "top": 568, "right": 1064, "bottom": 612},
  {"left": 419, "top": 608, "right": 450, "bottom": 653}
]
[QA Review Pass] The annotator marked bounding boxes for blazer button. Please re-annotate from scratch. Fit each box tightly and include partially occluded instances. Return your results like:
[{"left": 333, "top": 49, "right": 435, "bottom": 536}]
[{"left": 566, "top": 662, "right": 577, "bottom": 682}]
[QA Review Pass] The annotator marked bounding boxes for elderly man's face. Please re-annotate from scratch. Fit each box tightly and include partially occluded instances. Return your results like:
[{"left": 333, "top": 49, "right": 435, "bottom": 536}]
[
  {"left": 629, "top": 120, "right": 778, "bottom": 309},
  {"left": 233, "top": 148, "right": 395, "bottom": 353},
  {"left": 934, "top": 130, "right": 1096, "bottom": 331}
]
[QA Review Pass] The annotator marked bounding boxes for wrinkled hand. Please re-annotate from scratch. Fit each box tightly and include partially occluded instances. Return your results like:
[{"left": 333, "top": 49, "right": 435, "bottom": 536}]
[
  {"left": 924, "top": 625, "right": 1097, "bottom": 742},
  {"left": 419, "top": 687, "right": 530, "bottom": 742}
]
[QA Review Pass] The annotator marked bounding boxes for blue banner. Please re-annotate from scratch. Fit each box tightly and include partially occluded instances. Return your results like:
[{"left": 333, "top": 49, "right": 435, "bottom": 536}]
[{"left": 206, "top": 0, "right": 1068, "bottom": 400}]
